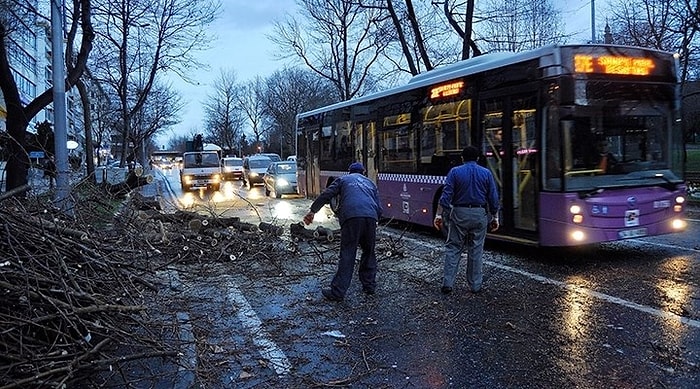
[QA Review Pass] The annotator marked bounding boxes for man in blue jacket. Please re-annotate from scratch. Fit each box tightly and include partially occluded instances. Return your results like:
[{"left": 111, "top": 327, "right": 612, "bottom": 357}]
[
  {"left": 303, "top": 162, "right": 382, "bottom": 301},
  {"left": 434, "top": 146, "right": 500, "bottom": 295}
]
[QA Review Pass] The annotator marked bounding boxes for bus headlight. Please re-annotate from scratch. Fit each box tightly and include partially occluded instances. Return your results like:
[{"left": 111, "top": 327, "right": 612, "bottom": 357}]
[
  {"left": 570, "top": 204, "right": 583, "bottom": 223},
  {"left": 672, "top": 219, "right": 687, "bottom": 230},
  {"left": 571, "top": 230, "right": 585, "bottom": 242},
  {"left": 212, "top": 174, "right": 221, "bottom": 183},
  {"left": 183, "top": 175, "right": 192, "bottom": 184},
  {"left": 675, "top": 196, "right": 685, "bottom": 204}
]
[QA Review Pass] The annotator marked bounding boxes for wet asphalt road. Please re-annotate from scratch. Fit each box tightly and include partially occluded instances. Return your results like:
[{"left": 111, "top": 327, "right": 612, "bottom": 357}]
[{"left": 139, "top": 168, "right": 699, "bottom": 388}]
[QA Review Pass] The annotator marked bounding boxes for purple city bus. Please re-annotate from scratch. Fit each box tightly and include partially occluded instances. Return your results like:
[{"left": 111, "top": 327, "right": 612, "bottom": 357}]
[{"left": 295, "top": 44, "right": 689, "bottom": 246}]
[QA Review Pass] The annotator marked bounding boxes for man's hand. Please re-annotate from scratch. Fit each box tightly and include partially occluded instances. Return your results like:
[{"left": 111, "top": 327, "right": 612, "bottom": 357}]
[
  {"left": 433, "top": 215, "right": 443, "bottom": 230},
  {"left": 488, "top": 218, "right": 499, "bottom": 232},
  {"left": 303, "top": 212, "right": 315, "bottom": 225}
]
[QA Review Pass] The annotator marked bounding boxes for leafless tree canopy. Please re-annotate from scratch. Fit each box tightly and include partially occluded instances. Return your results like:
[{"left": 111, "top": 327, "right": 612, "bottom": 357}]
[
  {"left": 605, "top": 0, "right": 700, "bottom": 81},
  {"left": 203, "top": 69, "right": 246, "bottom": 152},
  {"left": 89, "top": 0, "right": 220, "bottom": 164},
  {"left": 262, "top": 67, "right": 337, "bottom": 157},
  {"left": 270, "top": 0, "right": 392, "bottom": 100},
  {"left": 236, "top": 77, "right": 269, "bottom": 149},
  {"left": 474, "top": 0, "right": 564, "bottom": 52}
]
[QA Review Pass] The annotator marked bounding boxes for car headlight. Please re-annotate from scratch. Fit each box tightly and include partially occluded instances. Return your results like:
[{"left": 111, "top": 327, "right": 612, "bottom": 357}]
[
  {"left": 249, "top": 172, "right": 258, "bottom": 178},
  {"left": 277, "top": 178, "right": 289, "bottom": 186}
]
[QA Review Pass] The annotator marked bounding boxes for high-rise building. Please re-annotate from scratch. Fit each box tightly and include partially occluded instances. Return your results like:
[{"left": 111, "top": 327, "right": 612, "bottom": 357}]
[{"left": 1, "top": 1, "right": 84, "bottom": 154}]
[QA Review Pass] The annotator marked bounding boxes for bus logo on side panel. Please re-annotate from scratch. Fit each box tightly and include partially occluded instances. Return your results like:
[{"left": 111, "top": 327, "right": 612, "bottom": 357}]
[{"left": 625, "top": 210, "right": 640, "bottom": 227}]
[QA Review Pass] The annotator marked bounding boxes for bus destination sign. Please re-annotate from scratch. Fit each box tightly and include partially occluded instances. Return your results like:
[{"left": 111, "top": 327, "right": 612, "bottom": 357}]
[
  {"left": 574, "top": 54, "right": 656, "bottom": 76},
  {"left": 430, "top": 81, "right": 464, "bottom": 99}
]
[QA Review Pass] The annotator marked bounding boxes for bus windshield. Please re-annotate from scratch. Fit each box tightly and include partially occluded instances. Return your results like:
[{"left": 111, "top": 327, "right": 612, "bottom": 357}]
[{"left": 549, "top": 103, "right": 682, "bottom": 191}]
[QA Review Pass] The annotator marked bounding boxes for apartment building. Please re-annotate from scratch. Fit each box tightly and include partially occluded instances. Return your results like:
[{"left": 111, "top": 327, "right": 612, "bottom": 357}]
[{"left": 1, "top": 3, "right": 84, "bottom": 155}]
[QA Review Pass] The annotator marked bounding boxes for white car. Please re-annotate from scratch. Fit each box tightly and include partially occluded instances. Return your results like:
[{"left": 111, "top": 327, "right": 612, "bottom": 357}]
[{"left": 221, "top": 157, "right": 244, "bottom": 181}]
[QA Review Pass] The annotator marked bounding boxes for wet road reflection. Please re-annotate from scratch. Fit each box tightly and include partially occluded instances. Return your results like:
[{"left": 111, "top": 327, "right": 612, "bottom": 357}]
[{"left": 145, "top": 168, "right": 700, "bottom": 387}]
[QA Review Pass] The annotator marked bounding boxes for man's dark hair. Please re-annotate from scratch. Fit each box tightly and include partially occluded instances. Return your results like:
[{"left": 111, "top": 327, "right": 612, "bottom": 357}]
[{"left": 462, "top": 145, "right": 480, "bottom": 162}]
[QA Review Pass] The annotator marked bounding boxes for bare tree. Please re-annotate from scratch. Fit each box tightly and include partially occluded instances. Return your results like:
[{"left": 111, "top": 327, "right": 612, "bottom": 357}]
[
  {"left": 202, "top": 69, "right": 245, "bottom": 152},
  {"left": 605, "top": 0, "right": 699, "bottom": 81},
  {"left": 261, "top": 67, "right": 336, "bottom": 157},
  {"left": 359, "top": 0, "right": 450, "bottom": 75},
  {"left": 430, "top": 0, "right": 482, "bottom": 60},
  {"left": 474, "top": 0, "right": 564, "bottom": 52},
  {"left": 167, "top": 132, "right": 192, "bottom": 152},
  {"left": 90, "top": 0, "right": 219, "bottom": 166},
  {"left": 133, "top": 82, "right": 183, "bottom": 160},
  {"left": 270, "top": 0, "right": 391, "bottom": 100},
  {"left": 0, "top": 0, "right": 94, "bottom": 193},
  {"left": 236, "top": 77, "right": 268, "bottom": 153}
]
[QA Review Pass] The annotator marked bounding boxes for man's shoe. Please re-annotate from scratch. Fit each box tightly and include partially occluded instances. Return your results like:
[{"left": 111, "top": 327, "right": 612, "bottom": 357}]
[
  {"left": 441, "top": 286, "right": 453, "bottom": 294},
  {"left": 362, "top": 288, "right": 375, "bottom": 295},
  {"left": 322, "top": 288, "right": 343, "bottom": 302}
]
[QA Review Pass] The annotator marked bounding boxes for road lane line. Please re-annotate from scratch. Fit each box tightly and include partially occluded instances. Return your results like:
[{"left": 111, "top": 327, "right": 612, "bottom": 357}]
[
  {"left": 489, "top": 262, "right": 700, "bottom": 329},
  {"left": 157, "top": 270, "right": 198, "bottom": 385},
  {"left": 225, "top": 279, "right": 292, "bottom": 375},
  {"left": 626, "top": 239, "right": 700, "bottom": 253},
  {"left": 381, "top": 230, "right": 700, "bottom": 329}
]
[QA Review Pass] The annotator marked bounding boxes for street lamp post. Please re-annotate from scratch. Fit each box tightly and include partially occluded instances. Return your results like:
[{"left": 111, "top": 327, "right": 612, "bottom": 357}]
[
  {"left": 50, "top": 0, "right": 72, "bottom": 214},
  {"left": 591, "top": 0, "right": 596, "bottom": 43}
]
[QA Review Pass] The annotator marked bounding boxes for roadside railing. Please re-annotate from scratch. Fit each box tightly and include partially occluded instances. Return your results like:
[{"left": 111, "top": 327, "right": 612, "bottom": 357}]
[{"left": 687, "top": 171, "right": 700, "bottom": 203}]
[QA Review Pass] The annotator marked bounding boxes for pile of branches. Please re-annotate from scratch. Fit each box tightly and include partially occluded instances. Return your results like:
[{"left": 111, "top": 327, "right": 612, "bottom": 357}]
[
  {"left": 0, "top": 183, "right": 301, "bottom": 387},
  {"left": 0, "top": 186, "right": 178, "bottom": 387}
]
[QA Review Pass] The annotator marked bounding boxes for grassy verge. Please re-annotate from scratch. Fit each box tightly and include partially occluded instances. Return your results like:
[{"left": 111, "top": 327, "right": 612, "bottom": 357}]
[{"left": 688, "top": 148, "right": 700, "bottom": 171}]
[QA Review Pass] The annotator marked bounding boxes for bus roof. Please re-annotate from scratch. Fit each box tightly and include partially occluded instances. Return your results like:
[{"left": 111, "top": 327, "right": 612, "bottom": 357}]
[{"left": 296, "top": 44, "right": 676, "bottom": 120}]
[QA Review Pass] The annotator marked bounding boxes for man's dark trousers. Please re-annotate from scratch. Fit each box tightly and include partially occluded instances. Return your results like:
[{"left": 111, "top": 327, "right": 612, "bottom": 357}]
[{"left": 330, "top": 217, "right": 377, "bottom": 297}]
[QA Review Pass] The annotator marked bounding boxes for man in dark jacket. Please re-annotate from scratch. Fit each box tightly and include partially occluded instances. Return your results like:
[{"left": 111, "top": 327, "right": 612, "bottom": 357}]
[
  {"left": 434, "top": 146, "right": 500, "bottom": 295},
  {"left": 303, "top": 162, "right": 382, "bottom": 301}
]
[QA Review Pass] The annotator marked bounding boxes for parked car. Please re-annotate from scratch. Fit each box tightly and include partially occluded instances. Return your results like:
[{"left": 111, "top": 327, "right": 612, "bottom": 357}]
[
  {"left": 221, "top": 157, "right": 244, "bottom": 181},
  {"left": 263, "top": 161, "right": 298, "bottom": 198},
  {"left": 242, "top": 155, "right": 273, "bottom": 188},
  {"left": 103, "top": 160, "right": 142, "bottom": 170}
]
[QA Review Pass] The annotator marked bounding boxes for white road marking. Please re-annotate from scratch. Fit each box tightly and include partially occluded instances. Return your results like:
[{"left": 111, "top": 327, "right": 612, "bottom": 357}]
[
  {"left": 225, "top": 279, "right": 292, "bottom": 375},
  {"left": 382, "top": 230, "right": 700, "bottom": 330},
  {"left": 488, "top": 262, "right": 700, "bottom": 330},
  {"left": 626, "top": 239, "right": 700, "bottom": 253}
]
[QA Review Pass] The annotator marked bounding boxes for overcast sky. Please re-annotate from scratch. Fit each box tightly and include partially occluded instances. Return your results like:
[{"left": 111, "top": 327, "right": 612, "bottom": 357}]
[
  {"left": 158, "top": 0, "right": 602, "bottom": 148},
  {"left": 157, "top": 0, "right": 297, "bottom": 148}
]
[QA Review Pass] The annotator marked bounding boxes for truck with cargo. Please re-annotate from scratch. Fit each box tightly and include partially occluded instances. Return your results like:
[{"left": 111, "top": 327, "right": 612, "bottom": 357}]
[{"left": 179, "top": 150, "right": 222, "bottom": 192}]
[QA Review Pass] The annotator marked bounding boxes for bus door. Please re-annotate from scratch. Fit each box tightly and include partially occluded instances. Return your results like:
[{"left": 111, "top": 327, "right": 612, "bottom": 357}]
[
  {"left": 307, "top": 127, "right": 321, "bottom": 196},
  {"left": 352, "top": 121, "right": 378, "bottom": 182},
  {"left": 480, "top": 93, "right": 539, "bottom": 235}
]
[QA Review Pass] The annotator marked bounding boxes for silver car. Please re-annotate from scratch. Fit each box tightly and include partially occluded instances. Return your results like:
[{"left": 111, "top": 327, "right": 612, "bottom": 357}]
[
  {"left": 242, "top": 155, "right": 273, "bottom": 188},
  {"left": 221, "top": 157, "right": 244, "bottom": 181},
  {"left": 263, "top": 161, "right": 298, "bottom": 198}
]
